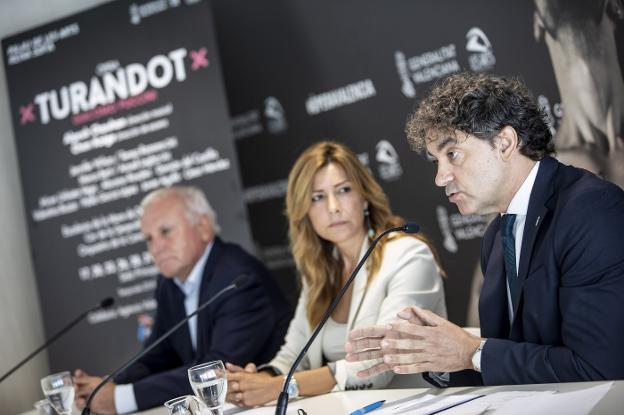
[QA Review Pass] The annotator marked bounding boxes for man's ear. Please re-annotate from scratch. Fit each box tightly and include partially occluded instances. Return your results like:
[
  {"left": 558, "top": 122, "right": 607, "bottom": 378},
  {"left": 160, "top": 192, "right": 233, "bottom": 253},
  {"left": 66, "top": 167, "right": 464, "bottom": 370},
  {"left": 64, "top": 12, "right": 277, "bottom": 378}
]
[
  {"left": 198, "top": 214, "right": 215, "bottom": 242},
  {"left": 496, "top": 126, "right": 520, "bottom": 161}
]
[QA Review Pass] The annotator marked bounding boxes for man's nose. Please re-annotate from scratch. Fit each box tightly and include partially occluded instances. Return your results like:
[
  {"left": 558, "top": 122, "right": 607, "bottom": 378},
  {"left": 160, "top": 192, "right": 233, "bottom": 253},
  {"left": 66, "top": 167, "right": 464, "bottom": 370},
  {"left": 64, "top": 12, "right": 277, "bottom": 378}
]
[
  {"left": 148, "top": 237, "right": 165, "bottom": 256},
  {"left": 434, "top": 163, "right": 453, "bottom": 188}
]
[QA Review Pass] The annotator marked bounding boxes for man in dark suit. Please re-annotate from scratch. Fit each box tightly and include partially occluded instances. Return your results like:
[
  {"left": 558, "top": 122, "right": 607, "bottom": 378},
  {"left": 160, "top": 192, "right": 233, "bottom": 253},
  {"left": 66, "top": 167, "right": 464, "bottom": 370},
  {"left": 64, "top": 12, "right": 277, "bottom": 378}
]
[
  {"left": 75, "top": 186, "right": 291, "bottom": 413},
  {"left": 345, "top": 72, "right": 624, "bottom": 385}
]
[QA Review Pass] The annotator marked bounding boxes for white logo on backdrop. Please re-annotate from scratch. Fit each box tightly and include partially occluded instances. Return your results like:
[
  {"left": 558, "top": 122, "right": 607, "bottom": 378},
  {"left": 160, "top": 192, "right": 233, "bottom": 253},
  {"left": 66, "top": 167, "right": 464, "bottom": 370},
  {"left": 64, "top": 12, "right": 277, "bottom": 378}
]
[
  {"left": 305, "top": 79, "right": 376, "bottom": 116},
  {"left": 395, "top": 51, "right": 416, "bottom": 98},
  {"left": 129, "top": 0, "right": 172, "bottom": 25},
  {"left": 466, "top": 27, "right": 496, "bottom": 72},
  {"left": 264, "top": 96, "right": 288, "bottom": 134},
  {"left": 231, "top": 96, "right": 289, "bottom": 139},
  {"left": 130, "top": 4, "right": 141, "bottom": 24},
  {"left": 537, "top": 95, "right": 560, "bottom": 137},
  {"left": 231, "top": 110, "right": 262, "bottom": 139},
  {"left": 394, "top": 45, "right": 460, "bottom": 98},
  {"left": 436, "top": 206, "right": 459, "bottom": 253},
  {"left": 260, "top": 245, "right": 295, "bottom": 271},
  {"left": 5, "top": 23, "right": 80, "bottom": 66},
  {"left": 243, "top": 179, "right": 288, "bottom": 204},
  {"left": 436, "top": 205, "right": 489, "bottom": 251},
  {"left": 357, "top": 152, "right": 370, "bottom": 168},
  {"left": 375, "top": 140, "right": 403, "bottom": 181}
]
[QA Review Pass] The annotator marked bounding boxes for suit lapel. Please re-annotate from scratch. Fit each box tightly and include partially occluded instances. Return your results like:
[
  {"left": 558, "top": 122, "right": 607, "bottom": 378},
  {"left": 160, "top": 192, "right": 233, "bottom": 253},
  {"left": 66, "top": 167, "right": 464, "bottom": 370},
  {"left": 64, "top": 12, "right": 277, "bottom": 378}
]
[
  {"left": 168, "top": 281, "right": 195, "bottom": 362},
  {"left": 511, "top": 158, "right": 557, "bottom": 327},
  {"left": 480, "top": 217, "right": 510, "bottom": 338},
  {"left": 195, "top": 238, "right": 223, "bottom": 357}
]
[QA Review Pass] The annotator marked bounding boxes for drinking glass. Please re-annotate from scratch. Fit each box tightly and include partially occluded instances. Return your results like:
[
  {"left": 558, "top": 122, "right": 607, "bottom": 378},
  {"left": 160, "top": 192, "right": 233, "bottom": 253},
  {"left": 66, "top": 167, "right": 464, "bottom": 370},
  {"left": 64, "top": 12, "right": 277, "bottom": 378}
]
[
  {"left": 164, "top": 395, "right": 206, "bottom": 415},
  {"left": 40, "top": 371, "right": 74, "bottom": 415},
  {"left": 34, "top": 399, "right": 57, "bottom": 415},
  {"left": 187, "top": 360, "right": 227, "bottom": 415}
]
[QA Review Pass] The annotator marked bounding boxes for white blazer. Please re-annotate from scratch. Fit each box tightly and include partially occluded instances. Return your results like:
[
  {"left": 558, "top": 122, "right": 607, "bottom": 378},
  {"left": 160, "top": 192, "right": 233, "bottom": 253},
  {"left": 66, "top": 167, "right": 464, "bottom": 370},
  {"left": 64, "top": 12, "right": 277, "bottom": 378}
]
[{"left": 268, "top": 236, "right": 447, "bottom": 390}]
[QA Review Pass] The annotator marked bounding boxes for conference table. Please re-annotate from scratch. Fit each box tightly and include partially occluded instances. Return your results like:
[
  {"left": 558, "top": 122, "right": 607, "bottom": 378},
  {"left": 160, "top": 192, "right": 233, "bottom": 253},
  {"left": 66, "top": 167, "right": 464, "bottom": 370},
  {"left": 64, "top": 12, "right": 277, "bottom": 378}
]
[{"left": 22, "top": 380, "right": 624, "bottom": 415}]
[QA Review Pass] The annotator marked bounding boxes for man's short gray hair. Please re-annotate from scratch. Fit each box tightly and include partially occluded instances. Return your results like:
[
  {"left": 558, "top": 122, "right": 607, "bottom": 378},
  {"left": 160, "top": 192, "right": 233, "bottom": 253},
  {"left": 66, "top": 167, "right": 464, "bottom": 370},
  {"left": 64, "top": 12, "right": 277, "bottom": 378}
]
[{"left": 140, "top": 186, "right": 221, "bottom": 234}]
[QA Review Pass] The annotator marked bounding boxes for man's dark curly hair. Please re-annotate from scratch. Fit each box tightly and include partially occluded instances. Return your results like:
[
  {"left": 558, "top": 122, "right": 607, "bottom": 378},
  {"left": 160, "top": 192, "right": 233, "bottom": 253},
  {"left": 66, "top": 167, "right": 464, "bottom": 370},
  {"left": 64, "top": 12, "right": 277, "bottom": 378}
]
[{"left": 406, "top": 72, "right": 554, "bottom": 161}]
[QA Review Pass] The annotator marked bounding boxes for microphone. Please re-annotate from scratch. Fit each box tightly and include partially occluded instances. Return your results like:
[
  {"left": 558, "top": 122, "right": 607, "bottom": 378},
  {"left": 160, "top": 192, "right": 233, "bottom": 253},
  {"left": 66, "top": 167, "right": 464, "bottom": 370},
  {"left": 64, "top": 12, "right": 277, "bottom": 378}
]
[
  {"left": 275, "top": 224, "right": 419, "bottom": 415},
  {"left": 81, "top": 274, "right": 249, "bottom": 415},
  {"left": 0, "top": 297, "right": 115, "bottom": 384},
  {"left": 401, "top": 223, "right": 420, "bottom": 234}
]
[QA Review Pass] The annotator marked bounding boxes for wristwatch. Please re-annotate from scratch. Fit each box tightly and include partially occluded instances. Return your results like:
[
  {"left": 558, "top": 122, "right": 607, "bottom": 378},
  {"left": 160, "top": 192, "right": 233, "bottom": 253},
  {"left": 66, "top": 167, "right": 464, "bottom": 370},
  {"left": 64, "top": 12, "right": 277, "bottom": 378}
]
[
  {"left": 284, "top": 376, "right": 299, "bottom": 399},
  {"left": 471, "top": 339, "right": 487, "bottom": 373}
]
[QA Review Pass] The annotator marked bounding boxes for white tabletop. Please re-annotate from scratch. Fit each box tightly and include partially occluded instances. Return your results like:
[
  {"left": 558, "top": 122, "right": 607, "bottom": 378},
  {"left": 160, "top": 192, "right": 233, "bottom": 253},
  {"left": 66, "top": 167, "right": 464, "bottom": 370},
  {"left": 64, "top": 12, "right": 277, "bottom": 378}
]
[{"left": 57, "top": 380, "right": 618, "bottom": 415}]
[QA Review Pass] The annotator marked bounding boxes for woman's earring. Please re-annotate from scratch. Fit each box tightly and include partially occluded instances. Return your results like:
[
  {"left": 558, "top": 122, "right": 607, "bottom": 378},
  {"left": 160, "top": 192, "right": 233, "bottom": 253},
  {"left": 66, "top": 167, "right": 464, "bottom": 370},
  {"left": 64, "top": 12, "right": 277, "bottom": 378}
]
[{"left": 364, "top": 208, "right": 375, "bottom": 239}]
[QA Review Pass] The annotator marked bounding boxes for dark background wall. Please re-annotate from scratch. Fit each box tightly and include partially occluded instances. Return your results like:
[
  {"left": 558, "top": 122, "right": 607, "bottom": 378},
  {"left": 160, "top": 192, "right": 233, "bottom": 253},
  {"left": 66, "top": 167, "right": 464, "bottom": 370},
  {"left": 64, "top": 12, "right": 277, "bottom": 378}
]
[
  {"left": 1, "top": 1, "right": 622, "bottom": 412},
  {"left": 211, "top": 0, "right": 624, "bottom": 325}
]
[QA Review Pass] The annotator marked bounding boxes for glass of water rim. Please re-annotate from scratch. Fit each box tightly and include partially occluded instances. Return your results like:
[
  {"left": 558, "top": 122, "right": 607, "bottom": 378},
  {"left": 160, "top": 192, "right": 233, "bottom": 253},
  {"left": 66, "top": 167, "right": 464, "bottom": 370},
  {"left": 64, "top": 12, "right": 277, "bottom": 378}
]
[
  {"left": 187, "top": 360, "right": 227, "bottom": 412},
  {"left": 34, "top": 399, "right": 57, "bottom": 415},
  {"left": 40, "top": 371, "right": 74, "bottom": 415},
  {"left": 164, "top": 395, "right": 206, "bottom": 415}
]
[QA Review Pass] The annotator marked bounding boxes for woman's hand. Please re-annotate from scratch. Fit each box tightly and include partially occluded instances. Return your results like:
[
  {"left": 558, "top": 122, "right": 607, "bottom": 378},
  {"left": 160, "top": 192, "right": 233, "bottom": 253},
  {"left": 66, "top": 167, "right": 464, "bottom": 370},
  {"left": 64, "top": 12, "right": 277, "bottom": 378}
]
[{"left": 225, "top": 363, "right": 283, "bottom": 407}]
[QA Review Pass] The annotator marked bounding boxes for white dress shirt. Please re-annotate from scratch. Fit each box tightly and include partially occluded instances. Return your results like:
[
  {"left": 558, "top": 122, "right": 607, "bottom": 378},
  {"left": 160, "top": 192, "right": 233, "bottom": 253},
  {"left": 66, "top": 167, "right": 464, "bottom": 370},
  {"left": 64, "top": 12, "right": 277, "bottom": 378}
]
[
  {"left": 471, "top": 161, "right": 540, "bottom": 374},
  {"left": 502, "top": 161, "right": 539, "bottom": 322},
  {"left": 114, "top": 242, "right": 213, "bottom": 414},
  {"left": 322, "top": 318, "right": 348, "bottom": 363},
  {"left": 440, "top": 161, "right": 541, "bottom": 381}
]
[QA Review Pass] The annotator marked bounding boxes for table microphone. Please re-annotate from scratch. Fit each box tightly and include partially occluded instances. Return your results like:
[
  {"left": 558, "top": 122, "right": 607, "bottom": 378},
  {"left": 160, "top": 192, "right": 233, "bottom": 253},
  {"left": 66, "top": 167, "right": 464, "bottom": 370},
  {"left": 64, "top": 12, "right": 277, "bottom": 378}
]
[
  {"left": 275, "top": 224, "right": 420, "bottom": 415},
  {"left": 0, "top": 297, "right": 115, "bottom": 384},
  {"left": 81, "top": 273, "right": 250, "bottom": 415}
]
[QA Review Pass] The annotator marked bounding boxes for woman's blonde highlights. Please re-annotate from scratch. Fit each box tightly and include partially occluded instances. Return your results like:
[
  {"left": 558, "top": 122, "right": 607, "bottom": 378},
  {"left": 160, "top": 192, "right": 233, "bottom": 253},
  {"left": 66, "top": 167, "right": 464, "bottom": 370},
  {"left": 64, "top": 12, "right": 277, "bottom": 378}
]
[{"left": 286, "top": 141, "right": 439, "bottom": 328}]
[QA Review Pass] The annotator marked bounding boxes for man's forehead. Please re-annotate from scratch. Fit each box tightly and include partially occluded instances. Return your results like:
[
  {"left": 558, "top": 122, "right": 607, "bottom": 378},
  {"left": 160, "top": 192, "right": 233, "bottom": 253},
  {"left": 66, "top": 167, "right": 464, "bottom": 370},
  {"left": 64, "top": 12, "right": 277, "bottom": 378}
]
[
  {"left": 142, "top": 196, "right": 184, "bottom": 222},
  {"left": 147, "top": 194, "right": 183, "bottom": 212}
]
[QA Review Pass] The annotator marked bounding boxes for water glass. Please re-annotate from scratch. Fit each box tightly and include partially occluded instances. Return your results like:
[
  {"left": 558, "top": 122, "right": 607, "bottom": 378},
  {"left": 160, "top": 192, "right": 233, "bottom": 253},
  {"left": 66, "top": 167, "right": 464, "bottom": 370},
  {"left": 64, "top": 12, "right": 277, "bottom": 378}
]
[
  {"left": 34, "top": 399, "right": 57, "bottom": 415},
  {"left": 40, "top": 371, "right": 74, "bottom": 415},
  {"left": 164, "top": 395, "right": 206, "bottom": 415},
  {"left": 188, "top": 360, "right": 227, "bottom": 415}
]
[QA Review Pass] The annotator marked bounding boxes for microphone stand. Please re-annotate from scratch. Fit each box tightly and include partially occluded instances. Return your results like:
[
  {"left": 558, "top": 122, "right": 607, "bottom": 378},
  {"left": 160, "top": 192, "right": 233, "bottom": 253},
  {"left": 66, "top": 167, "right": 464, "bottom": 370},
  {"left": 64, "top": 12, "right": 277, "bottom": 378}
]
[
  {"left": 275, "top": 224, "right": 418, "bottom": 415},
  {"left": 81, "top": 276, "right": 248, "bottom": 415},
  {"left": 0, "top": 298, "right": 114, "bottom": 384}
]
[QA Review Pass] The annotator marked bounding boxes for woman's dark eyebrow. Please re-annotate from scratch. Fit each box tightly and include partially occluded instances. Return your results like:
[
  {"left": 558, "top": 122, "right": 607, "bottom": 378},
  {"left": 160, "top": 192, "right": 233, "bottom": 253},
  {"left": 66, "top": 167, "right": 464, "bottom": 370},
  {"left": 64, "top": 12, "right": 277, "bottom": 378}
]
[{"left": 311, "top": 179, "right": 350, "bottom": 193}]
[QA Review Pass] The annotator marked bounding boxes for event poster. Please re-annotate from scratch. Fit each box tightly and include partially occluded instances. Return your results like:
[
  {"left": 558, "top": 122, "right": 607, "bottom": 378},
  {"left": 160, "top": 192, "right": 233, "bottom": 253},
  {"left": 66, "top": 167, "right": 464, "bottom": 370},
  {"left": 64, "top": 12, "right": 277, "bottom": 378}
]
[{"left": 2, "top": 0, "right": 252, "bottom": 373}]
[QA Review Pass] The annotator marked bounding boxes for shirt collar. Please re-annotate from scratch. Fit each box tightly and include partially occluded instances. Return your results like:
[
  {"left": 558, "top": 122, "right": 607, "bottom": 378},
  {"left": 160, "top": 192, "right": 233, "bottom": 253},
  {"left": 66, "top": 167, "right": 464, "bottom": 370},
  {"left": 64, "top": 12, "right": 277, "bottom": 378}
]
[
  {"left": 505, "top": 161, "right": 540, "bottom": 216},
  {"left": 173, "top": 240, "right": 214, "bottom": 296}
]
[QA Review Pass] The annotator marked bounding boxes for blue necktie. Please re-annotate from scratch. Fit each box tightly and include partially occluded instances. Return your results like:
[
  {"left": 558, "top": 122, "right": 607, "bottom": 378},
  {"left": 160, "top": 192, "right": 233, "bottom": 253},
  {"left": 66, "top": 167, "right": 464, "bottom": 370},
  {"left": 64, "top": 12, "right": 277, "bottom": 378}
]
[{"left": 501, "top": 214, "right": 519, "bottom": 317}]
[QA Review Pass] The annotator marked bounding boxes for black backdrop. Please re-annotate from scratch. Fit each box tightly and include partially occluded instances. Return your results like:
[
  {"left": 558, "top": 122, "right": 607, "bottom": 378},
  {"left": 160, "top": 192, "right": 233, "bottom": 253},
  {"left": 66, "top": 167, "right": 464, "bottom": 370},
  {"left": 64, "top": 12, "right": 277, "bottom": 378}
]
[
  {"left": 212, "top": 0, "right": 560, "bottom": 323},
  {"left": 3, "top": 0, "right": 623, "bottom": 373}
]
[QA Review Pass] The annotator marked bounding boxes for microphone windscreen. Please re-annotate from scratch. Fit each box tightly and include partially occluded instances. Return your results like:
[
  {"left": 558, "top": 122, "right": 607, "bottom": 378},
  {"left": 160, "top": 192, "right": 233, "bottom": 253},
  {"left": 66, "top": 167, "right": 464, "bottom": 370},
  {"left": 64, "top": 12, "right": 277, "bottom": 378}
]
[
  {"left": 402, "top": 223, "right": 420, "bottom": 234},
  {"left": 99, "top": 297, "right": 115, "bottom": 309},
  {"left": 233, "top": 274, "right": 250, "bottom": 289}
]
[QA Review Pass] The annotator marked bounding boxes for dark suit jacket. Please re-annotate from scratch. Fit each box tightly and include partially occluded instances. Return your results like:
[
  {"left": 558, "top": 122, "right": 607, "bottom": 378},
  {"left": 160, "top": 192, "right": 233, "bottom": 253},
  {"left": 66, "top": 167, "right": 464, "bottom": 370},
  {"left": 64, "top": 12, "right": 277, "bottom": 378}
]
[
  {"left": 114, "top": 237, "right": 292, "bottom": 410},
  {"left": 452, "top": 157, "right": 624, "bottom": 386}
]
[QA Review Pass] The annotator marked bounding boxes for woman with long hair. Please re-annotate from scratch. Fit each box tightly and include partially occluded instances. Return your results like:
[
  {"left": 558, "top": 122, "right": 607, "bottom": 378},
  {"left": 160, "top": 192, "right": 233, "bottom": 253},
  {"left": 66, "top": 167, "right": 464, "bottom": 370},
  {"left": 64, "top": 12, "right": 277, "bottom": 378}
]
[{"left": 226, "top": 141, "right": 446, "bottom": 406}]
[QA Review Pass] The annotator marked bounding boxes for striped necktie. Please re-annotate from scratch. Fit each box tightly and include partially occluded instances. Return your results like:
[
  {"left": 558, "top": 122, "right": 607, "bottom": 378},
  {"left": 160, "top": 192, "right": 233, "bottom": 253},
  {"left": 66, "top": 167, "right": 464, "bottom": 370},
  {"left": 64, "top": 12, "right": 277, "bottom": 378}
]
[{"left": 501, "top": 214, "right": 519, "bottom": 318}]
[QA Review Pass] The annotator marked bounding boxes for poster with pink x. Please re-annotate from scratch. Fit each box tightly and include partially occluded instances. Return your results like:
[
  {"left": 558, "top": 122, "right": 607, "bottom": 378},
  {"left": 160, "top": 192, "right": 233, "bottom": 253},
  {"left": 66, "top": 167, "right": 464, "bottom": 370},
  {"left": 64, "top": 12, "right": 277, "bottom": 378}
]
[{"left": 1, "top": 0, "right": 252, "bottom": 375}]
